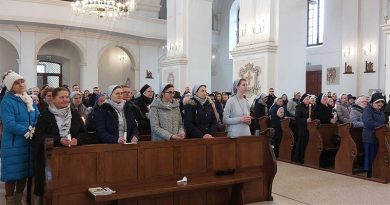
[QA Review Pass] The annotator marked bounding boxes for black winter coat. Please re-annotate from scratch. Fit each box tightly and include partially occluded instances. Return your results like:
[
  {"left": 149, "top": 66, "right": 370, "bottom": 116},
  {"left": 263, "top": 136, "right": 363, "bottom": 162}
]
[
  {"left": 184, "top": 98, "right": 217, "bottom": 138},
  {"left": 295, "top": 103, "right": 312, "bottom": 137},
  {"left": 313, "top": 103, "right": 333, "bottom": 124},
  {"left": 94, "top": 102, "right": 139, "bottom": 144},
  {"left": 269, "top": 104, "right": 283, "bottom": 138},
  {"left": 133, "top": 95, "right": 153, "bottom": 133},
  {"left": 33, "top": 108, "right": 90, "bottom": 196}
]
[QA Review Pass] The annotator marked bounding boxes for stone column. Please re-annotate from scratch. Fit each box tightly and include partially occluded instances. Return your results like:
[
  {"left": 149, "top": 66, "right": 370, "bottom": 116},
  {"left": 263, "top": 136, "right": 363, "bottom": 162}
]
[
  {"left": 230, "top": 0, "right": 278, "bottom": 99},
  {"left": 18, "top": 31, "right": 37, "bottom": 88},
  {"left": 161, "top": 0, "right": 212, "bottom": 92}
]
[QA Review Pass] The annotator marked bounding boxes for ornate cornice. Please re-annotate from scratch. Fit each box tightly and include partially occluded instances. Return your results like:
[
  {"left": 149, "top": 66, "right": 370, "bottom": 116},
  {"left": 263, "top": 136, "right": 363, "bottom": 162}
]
[
  {"left": 230, "top": 41, "right": 278, "bottom": 57},
  {"left": 160, "top": 56, "right": 188, "bottom": 67}
]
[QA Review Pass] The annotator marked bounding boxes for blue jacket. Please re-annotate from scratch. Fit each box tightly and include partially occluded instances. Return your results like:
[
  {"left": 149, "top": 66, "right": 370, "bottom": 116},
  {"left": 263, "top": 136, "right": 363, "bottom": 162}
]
[
  {"left": 0, "top": 92, "right": 39, "bottom": 182},
  {"left": 362, "top": 104, "right": 386, "bottom": 144},
  {"left": 94, "top": 102, "right": 139, "bottom": 144}
]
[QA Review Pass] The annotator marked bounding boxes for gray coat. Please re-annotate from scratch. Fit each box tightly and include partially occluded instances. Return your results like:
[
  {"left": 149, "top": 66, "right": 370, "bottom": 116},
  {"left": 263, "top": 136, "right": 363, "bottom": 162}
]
[
  {"left": 336, "top": 102, "right": 350, "bottom": 123},
  {"left": 349, "top": 105, "right": 364, "bottom": 128},
  {"left": 287, "top": 99, "right": 299, "bottom": 117},
  {"left": 149, "top": 98, "right": 184, "bottom": 141}
]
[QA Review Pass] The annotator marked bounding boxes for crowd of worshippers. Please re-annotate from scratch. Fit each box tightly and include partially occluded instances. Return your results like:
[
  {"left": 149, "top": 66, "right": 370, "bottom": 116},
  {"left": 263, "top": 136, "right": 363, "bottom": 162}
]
[{"left": 1, "top": 70, "right": 390, "bottom": 205}]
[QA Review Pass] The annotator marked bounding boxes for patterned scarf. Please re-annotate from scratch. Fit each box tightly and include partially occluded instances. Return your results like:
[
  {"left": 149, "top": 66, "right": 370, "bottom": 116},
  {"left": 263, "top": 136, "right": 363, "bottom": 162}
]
[{"left": 48, "top": 104, "right": 72, "bottom": 137}]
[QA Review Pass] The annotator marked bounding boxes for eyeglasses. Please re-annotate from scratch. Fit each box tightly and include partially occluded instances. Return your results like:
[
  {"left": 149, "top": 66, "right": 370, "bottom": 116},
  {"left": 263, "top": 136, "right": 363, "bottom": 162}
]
[{"left": 164, "top": 91, "right": 174, "bottom": 94}]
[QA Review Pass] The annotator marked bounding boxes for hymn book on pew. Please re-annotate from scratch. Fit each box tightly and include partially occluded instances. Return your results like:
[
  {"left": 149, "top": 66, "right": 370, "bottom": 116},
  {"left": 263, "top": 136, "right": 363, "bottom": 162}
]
[{"left": 88, "top": 187, "right": 116, "bottom": 196}]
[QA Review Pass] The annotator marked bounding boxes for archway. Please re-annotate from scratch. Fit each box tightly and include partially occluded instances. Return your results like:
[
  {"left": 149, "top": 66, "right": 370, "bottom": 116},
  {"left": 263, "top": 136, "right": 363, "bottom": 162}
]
[
  {"left": 0, "top": 36, "right": 19, "bottom": 76},
  {"left": 98, "top": 46, "right": 135, "bottom": 91},
  {"left": 37, "top": 39, "right": 82, "bottom": 89}
]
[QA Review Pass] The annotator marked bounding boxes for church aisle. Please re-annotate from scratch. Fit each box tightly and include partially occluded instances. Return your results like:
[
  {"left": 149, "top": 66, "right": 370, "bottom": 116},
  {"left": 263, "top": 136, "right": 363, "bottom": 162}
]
[{"left": 252, "top": 161, "right": 390, "bottom": 205}]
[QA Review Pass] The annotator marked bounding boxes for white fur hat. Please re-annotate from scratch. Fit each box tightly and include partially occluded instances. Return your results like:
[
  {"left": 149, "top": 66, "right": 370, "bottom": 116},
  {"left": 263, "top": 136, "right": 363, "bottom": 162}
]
[{"left": 3, "top": 71, "right": 24, "bottom": 91}]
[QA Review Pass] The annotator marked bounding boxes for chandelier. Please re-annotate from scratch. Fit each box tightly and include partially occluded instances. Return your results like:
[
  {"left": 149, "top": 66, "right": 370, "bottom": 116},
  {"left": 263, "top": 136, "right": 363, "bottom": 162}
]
[{"left": 71, "top": 0, "right": 136, "bottom": 18}]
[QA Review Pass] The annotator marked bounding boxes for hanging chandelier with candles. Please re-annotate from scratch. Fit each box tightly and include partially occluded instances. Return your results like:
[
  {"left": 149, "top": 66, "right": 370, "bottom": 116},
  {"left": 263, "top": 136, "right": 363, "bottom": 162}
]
[{"left": 71, "top": 0, "right": 136, "bottom": 18}]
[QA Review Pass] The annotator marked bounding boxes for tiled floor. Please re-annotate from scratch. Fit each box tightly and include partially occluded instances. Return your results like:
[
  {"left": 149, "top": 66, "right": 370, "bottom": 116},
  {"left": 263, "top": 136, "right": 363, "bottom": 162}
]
[{"left": 1, "top": 161, "right": 389, "bottom": 205}]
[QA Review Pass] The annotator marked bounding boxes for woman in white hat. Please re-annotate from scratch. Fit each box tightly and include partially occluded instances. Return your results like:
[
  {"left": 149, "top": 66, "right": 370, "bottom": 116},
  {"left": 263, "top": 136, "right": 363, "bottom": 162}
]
[{"left": 0, "top": 71, "right": 39, "bottom": 205}]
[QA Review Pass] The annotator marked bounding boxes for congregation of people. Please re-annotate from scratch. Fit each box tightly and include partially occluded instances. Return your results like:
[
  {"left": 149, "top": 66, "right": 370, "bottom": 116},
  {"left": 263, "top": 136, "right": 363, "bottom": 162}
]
[{"left": 1, "top": 70, "right": 390, "bottom": 205}]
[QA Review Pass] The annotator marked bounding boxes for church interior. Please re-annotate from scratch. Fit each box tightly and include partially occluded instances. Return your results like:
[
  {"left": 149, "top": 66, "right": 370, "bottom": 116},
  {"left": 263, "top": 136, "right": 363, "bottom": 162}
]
[{"left": 1, "top": 0, "right": 390, "bottom": 204}]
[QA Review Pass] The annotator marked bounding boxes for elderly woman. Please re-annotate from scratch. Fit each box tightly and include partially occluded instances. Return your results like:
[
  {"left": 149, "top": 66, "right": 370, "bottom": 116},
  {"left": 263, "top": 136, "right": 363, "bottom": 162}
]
[
  {"left": 133, "top": 84, "right": 155, "bottom": 134},
  {"left": 362, "top": 93, "right": 386, "bottom": 177},
  {"left": 350, "top": 96, "right": 368, "bottom": 128},
  {"left": 223, "top": 79, "right": 252, "bottom": 138},
  {"left": 95, "top": 85, "right": 139, "bottom": 144},
  {"left": 149, "top": 84, "right": 185, "bottom": 141},
  {"left": 70, "top": 91, "right": 87, "bottom": 120},
  {"left": 184, "top": 84, "right": 217, "bottom": 139},
  {"left": 33, "top": 87, "right": 89, "bottom": 203},
  {"left": 269, "top": 97, "right": 285, "bottom": 157},
  {"left": 1, "top": 71, "right": 39, "bottom": 205},
  {"left": 313, "top": 93, "right": 337, "bottom": 124},
  {"left": 335, "top": 94, "right": 351, "bottom": 123}
]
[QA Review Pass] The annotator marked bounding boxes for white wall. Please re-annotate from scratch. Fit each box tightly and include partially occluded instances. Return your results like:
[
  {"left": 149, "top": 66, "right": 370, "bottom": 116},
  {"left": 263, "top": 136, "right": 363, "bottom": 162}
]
[
  {"left": 98, "top": 47, "right": 134, "bottom": 91},
  {"left": 212, "top": 0, "right": 235, "bottom": 92},
  {"left": 277, "top": 0, "right": 307, "bottom": 97},
  {"left": 139, "top": 45, "right": 160, "bottom": 92},
  {"left": 0, "top": 37, "right": 19, "bottom": 74}
]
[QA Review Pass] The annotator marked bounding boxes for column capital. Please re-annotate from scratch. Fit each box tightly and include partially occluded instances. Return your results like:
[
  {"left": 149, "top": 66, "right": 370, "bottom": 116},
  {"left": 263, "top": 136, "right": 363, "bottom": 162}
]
[{"left": 160, "top": 56, "right": 188, "bottom": 67}]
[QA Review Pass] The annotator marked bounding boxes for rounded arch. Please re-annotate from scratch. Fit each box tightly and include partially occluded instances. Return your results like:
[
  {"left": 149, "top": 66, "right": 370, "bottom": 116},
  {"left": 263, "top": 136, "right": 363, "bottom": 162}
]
[
  {"left": 35, "top": 35, "right": 86, "bottom": 64},
  {"left": 229, "top": 0, "right": 240, "bottom": 59},
  {"left": 97, "top": 42, "right": 138, "bottom": 71},
  {"left": 0, "top": 32, "right": 21, "bottom": 57}
]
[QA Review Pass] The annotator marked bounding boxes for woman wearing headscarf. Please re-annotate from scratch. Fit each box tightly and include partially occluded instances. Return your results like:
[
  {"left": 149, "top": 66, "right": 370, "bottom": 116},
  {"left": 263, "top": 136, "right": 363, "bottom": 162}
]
[
  {"left": 292, "top": 93, "right": 313, "bottom": 163},
  {"left": 94, "top": 85, "right": 139, "bottom": 144},
  {"left": 362, "top": 92, "right": 386, "bottom": 177},
  {"left": 223, "top": 79, "right": 251, "bottom": 138},
  {"left": 313, "top": 93, "right": 337, "bottom": 124},
  {"left": 269, "top": 97, "right": 285, "bottom": 157},
  {"left": 33, "top": 87, "right": 90, "bottom": 204},
  {"left": 1, "top": 71, "right": 39, "bottom": 205},
  {"left": 133, "top": 84, "right": 154, "bottom": 134},
  {"left": 335, "top": 93, "right": 351, "bottom": 123},
  {"left": 350, "top": 96, "right": 368, "bottom": 128},
  {"left": 251, "top": 93, "right": 268, "bottom": 133},
  {"left": 149, "top": 83, "right": 185, "bottom": 141},
  {"left": 70, "top": 91, "right": 87, "bottom": 120},
  {"left": 184, "top": 84, "right": 217, "bottom": 139}
]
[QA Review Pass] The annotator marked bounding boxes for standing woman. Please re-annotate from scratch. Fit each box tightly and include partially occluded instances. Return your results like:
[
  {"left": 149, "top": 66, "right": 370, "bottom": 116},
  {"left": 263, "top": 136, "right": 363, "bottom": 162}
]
[
  {"left": 149, "top": 84, "right": 185, "bottom": 141},
  {"left": 362, "top": 93, "right": 386, "bottom": 177},
  {"left": 37, "top": 87, "right": 53, "bottom": 112},
  {"left": 95, "top": 85, "right": 139, "bottom": 144},
  {"left": 184, "top": 85, "right": 217, "bottom": 139},
  {"left": 223, "top": 79, "right": 252, "bottom": 138},
  {"left": 133, "top": 84, "right": 155, "bottom": 134},
  {"left": 1, "top": 71, "right": 39, "bottom": 205},
  {"left": 33, "top": 87, "right": 89, "bottom": 203},
  {"left": 292, "top": 94, "right": 312, "bottom": 163},
  {"left": 214, "top": 92, "right": 224, "bottom": 121}
]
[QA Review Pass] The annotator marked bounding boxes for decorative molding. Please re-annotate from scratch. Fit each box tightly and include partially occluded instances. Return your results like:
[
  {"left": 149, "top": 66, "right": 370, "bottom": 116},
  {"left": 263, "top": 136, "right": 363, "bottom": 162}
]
[
  {"left": 160, "top": 56, "right": 188, "bottom": 67},
  {"left": 230, "top": 41, "right": 278, "bottom": 57}
]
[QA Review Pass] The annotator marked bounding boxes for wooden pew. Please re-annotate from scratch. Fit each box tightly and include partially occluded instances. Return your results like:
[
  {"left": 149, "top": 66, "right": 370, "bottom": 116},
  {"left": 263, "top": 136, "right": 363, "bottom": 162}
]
[
  {"left": 259, "top": 116, "right": 270, "bottom": 132},
  {"left": 44, "top": 131, "right": 277, "bottom": 205},
  {"left": 373, "top": 125, "right": 390, "bottom": 183},
  {"left": 305, "top": 120, "right": 338, "bottom": 168},
  {"left": 279, "top": 118, "right": 295, "bottom": 162},
  {"left": 335, "top": 123, "right": 363, "bottom": 175}
]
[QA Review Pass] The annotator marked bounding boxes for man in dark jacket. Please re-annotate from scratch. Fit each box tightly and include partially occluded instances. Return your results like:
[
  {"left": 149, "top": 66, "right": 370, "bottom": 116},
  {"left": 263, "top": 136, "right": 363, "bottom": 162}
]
[
  {"left": 266, "top": 88, "right": 277, "bottom": 112},
  {"left": 87, "top": 86, "right": 100, "bottom": 107},
  {"left": 183, "top": 85, "right": 217, "bottom": 138}
]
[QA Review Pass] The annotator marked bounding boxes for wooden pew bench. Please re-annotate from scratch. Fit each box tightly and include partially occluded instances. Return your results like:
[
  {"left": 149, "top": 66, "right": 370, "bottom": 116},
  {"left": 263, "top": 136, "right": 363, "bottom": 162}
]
[
  {"left": 305, "top": 120, "right": 339, "bottom": 168},
  {"left": 373, "top": 125, "right": 390, "bottom": 183},
  {"left": 258, "top": 116, "right": 270, "bottom": 132},
  {"left": 44, "top": 130, "right": 276, "bottom": 205},
  {"left": 279, "top": 118, "right": 295, "bottom": 162},
  {"left": 335, "top": 123, "right": 363, "bottom": 175}
]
